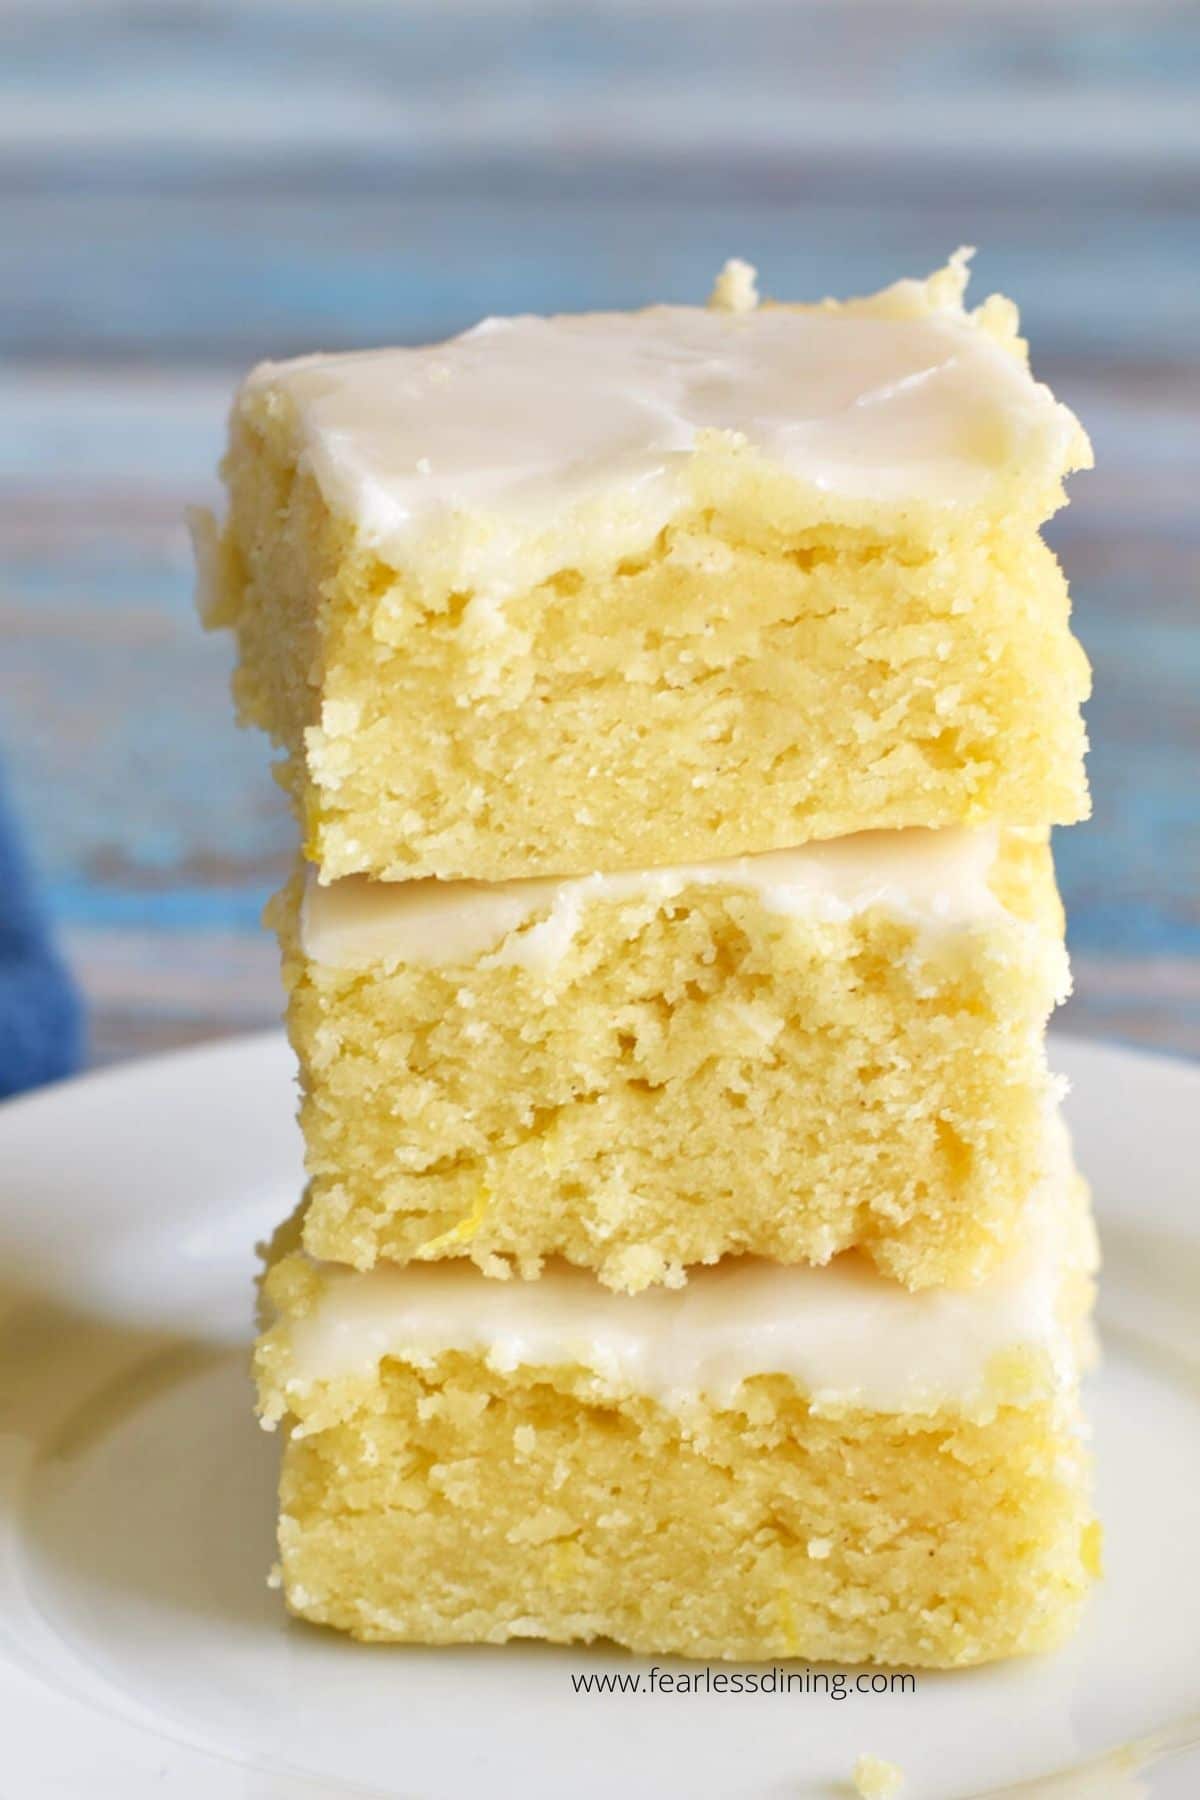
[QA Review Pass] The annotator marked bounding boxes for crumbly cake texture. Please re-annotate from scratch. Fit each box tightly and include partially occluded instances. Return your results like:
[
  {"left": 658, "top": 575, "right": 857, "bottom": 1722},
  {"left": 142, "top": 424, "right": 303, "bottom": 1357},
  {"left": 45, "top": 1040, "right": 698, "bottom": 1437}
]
[
  {"left": 254, "top": 1227, "right": 1099, "bottom": 1665},
  {"left": 199, "top": 255, "right": 1091, "bottom": 883},
  {"left": 853, "top": 1756, "right": 905, "bottom": 1800},
  {"left": 274, "top": 828, "right": 1069, "bottom": 1291}
]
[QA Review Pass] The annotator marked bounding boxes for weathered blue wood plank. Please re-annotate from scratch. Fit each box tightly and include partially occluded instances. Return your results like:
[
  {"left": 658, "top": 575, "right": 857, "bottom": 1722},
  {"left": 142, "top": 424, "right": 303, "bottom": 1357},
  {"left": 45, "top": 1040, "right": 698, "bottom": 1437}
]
[
  {"left": 6, "top": 0, "right": 1200, "bottom": 171},
  {"left": 4, "top": 192, "right": 1199, "bottom": 367}
]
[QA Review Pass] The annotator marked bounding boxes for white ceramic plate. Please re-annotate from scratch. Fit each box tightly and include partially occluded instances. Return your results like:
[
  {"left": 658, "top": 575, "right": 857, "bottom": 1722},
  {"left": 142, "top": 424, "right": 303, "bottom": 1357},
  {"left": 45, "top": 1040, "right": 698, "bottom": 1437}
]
[{"left": 1, "top": 1031, "right": 1198, "bottom": 1799}]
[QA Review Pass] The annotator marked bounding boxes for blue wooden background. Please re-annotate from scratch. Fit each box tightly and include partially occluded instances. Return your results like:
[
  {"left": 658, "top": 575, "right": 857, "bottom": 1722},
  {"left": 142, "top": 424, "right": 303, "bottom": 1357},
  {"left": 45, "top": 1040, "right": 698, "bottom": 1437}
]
[{"left": 2, "top": 0, "right": 1198, "bottom": 1064}]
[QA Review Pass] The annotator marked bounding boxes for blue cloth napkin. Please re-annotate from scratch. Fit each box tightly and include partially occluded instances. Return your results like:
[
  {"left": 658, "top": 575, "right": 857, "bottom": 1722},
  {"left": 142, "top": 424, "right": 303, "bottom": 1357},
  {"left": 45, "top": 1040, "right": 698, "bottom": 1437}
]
[{"left": 0, "top": 770, "right": 84, "bottom": 1099}]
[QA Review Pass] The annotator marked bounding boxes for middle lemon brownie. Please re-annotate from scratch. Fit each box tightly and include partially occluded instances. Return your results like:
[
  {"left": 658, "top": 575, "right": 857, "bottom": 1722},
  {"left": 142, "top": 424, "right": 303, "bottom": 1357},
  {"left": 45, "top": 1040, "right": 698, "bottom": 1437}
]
[{"left": 275, "top": 825, "right": 1068, "bottom": 1293}]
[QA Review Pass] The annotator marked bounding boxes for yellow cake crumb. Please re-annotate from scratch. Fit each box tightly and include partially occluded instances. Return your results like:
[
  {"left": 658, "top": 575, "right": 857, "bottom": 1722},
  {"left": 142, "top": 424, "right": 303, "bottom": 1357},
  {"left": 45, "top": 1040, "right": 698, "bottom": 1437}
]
[
  {"left": 710, "top": 256, "right": 759, "bottom": 312},
  {"left": 853, "top": 1753, "right": 905, "bottom": 1799}
]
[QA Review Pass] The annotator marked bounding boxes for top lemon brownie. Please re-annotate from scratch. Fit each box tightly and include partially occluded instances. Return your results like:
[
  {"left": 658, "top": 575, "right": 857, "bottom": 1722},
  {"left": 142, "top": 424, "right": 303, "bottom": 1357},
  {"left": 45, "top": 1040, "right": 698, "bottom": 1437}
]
[{"left": 196, "top": 252, "right": 1091, "bottom": 882}]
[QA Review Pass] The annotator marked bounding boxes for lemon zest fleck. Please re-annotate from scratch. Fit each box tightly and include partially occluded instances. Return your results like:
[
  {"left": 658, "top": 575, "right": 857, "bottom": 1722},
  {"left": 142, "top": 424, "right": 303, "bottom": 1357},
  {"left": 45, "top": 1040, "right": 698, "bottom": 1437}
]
[{"left": 415, "top": 1185, "right": 491, "bottom": 1257}]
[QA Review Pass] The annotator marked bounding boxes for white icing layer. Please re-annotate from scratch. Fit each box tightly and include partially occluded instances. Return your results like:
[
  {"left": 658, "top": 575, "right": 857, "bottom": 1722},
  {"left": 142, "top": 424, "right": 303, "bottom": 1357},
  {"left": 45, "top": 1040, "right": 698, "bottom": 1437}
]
[
  {"left": 243, "top": 266, "right": 1081, "bottom": 594},
  {"left": 300, "top": 826, "right": 1004, "bottom": 972},
  {"left": 279, "top": 1124, "right": 1087, "bottom": 1415}
]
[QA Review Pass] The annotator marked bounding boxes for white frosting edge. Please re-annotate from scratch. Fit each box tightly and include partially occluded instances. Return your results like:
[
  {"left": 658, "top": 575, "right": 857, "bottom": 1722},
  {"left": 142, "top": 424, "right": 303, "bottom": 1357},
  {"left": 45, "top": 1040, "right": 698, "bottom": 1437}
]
[
  {"left": 275, "top": 1121, "right": 1089, "bottom": 1417},
  {"left": 237, "top": 263, "right": 1084, "bottom": 597},
  {"left": 299, "top": 825, "right": 1006, "bottom": 973}
]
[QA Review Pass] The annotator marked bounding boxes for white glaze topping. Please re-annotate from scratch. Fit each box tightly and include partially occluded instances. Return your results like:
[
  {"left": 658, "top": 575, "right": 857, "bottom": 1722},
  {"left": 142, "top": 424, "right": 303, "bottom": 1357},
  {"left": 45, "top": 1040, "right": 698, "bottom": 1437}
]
[
  {"left": 279, "top": 1124, "right": 1086, "bottom": 1415},
  {"left": 300, "top": 826, "right": 1004, "bottom": 972},
  {"left": 242, "top": 262, "right": 1082, "bottom": 595}
]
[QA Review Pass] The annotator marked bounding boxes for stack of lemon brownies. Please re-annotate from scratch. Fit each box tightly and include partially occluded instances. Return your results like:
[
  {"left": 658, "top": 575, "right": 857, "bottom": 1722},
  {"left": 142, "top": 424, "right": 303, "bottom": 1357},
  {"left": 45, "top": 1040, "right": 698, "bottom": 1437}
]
[{"left": 196, "top": 252, "right": 1100, "bottom": 1667}]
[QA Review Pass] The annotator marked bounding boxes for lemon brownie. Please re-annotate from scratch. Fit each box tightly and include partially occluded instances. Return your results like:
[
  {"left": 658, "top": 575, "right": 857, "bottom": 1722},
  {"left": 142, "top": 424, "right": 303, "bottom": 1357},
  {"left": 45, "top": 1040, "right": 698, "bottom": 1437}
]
[
  {"left": 255, "top": 1139, "right": 1098, "bottom": 1662},
  {"left": 276, "top": 824, "right": 1070, "bottom": 1292},
  {"left": 196, "top": 253, "right": 1090, "bottom": 883}
]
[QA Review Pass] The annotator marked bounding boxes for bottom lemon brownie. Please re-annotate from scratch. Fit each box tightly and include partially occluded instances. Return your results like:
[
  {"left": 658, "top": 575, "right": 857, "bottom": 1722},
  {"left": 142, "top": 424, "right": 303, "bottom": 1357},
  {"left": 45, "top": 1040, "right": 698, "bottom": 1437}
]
[{"left": 255, "top": 1146, "right": 1098, "bottom": 1665}]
